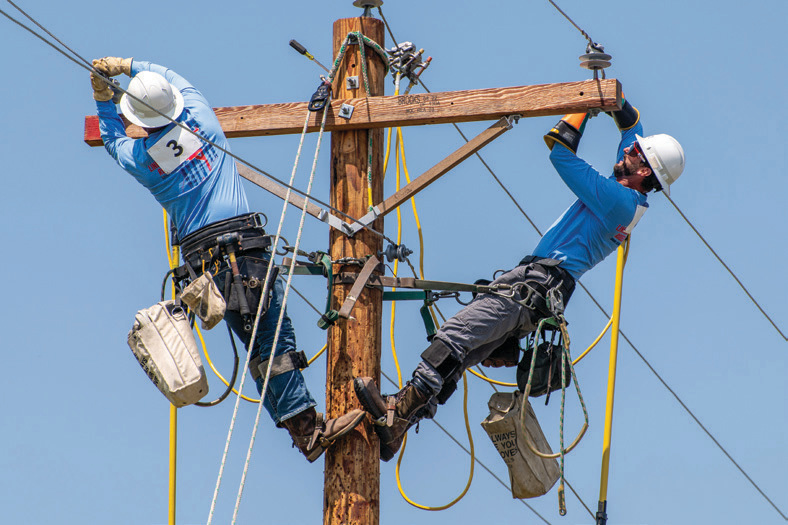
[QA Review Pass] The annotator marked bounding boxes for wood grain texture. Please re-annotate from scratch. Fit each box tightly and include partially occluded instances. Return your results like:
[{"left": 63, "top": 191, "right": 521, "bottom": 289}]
[
  {"left": 324, "top": 16, "right": 384, "bottom": 525},
  {"left": 83, "top": 79, "right": 621, "bottom": 146}
]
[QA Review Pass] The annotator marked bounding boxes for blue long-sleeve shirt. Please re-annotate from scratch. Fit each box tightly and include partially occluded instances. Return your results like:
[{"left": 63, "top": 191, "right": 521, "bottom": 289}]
[
  {"left": 97, "top": 61, "right": 249, "bottom": 238},
  {"left": 531, "top": 120, "right": 648, "bottom": 280}
]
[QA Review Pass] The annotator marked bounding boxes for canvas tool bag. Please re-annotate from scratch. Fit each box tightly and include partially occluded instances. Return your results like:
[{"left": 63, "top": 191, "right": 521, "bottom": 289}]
[
  {"left": 180, "top": 271, "right": 226, "bottom": 330},
  {"left": 481, "top": 390, "right": 560, "bottom": 499},
  {"left": 127, "top": 300, "right": 209, "bottom": 407}
]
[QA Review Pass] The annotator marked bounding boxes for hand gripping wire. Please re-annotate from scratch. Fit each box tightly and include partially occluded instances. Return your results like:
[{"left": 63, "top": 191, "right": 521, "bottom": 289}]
[{"left": 1, "top": 5, "right": 395, "bottom": 248}]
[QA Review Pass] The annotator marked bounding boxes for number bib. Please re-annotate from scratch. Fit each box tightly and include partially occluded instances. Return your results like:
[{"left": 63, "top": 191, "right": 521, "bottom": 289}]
[{"left": 147, "top": 125, "right": 203, "bottom": 174}]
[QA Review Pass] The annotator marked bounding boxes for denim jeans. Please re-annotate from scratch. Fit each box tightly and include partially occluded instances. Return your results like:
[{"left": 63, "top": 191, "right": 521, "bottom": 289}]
[{"left": 215, "top": 253, "right": 316, "bottom": 424}]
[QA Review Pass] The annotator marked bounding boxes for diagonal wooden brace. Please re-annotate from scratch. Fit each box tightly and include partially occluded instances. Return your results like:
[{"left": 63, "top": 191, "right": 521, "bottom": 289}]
[
  {"left": 347, "top": 116, "right": 514, "bottom": 235},
  {"left": 337, "top": 255, "right": 382, "bottom": 320}
]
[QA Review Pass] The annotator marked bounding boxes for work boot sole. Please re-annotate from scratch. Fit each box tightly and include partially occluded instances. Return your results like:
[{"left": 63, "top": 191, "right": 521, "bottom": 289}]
[
  {"left": 353, "top": 377, "right": 402, "bottom": 462},
  {"left": 323, "top": 409, "right": 367, "bottom": 442}
]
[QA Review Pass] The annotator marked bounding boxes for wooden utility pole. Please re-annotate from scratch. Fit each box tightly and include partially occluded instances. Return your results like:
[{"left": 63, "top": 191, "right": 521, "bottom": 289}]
[{"left": 324, "top": 15, "right": 385, "bottom": 525}]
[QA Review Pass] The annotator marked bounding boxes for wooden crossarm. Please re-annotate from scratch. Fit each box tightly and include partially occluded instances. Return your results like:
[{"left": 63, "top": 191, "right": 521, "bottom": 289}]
[{"left": 83, "top": 79, "right": 621, "bottom": 146}]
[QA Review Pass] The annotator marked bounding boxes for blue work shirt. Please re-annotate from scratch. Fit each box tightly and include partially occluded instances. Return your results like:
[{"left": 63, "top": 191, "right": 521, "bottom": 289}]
[
  {"left": 96, "top": 61, "right": 249, "bottom": 238},
  {"left": 531, "top": 121, "right": 648, "bottom": 280}
]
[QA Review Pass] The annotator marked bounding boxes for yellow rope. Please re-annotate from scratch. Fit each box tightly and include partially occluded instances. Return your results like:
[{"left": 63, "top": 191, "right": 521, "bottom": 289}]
[
  {"left": 196, "top": 324, "right": 259, "bottom": 403},
  {"left": 396, "top": 372, "right": 474, "bottom": 511},
  {"left": 467, "top": 367, "right": 516, "bottom": 387},
  {"left": 387, "top": 110, "right": 474, "bottom": 510}
]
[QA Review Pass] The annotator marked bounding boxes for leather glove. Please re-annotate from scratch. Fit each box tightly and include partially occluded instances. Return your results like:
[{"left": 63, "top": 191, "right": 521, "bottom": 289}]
[
  {"left": 92, "top": 56, "right": 133, "bottom": 77},
  {"left": 91, "top": 72, "right": 114, "bottom": 102},
  {"left": 543, "top": 112, "right": 588, "bottom": 153}
]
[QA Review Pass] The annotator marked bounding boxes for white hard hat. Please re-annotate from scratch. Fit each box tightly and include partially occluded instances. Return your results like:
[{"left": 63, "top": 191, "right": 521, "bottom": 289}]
[
  {"left": 119, "top": 71, "right": 184, "bottom": 128},
  {"left": 635, "top": 133, "right": 685, "bottom": 196}
]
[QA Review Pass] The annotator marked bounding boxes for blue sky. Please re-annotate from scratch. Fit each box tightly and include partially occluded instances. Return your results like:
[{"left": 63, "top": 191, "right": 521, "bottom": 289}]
[{"left": 1, "top": 1, "right": 786, "bottom": 524}]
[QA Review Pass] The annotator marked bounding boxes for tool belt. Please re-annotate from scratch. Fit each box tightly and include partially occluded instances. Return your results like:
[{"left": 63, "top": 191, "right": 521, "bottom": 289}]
[
  {"left": 515, "top": 256, "right": 576, "bottom": 319},
  {"left": 173, "top": 212, "right": 271, "bottom": 282}
]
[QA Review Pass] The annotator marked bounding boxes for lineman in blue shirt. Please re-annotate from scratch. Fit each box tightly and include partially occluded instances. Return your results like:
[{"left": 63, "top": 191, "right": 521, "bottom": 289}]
[
  {"left": 90, "top": 57, "right": 364, "bottom": 462},
  {"left": 355, "top": 99, "right": 686, "bottom": 461}
]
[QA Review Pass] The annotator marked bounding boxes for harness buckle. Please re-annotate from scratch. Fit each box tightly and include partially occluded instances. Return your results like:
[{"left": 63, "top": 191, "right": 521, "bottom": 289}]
[{"left": 546, "top": 287, "right": 566, "bottom": 317}]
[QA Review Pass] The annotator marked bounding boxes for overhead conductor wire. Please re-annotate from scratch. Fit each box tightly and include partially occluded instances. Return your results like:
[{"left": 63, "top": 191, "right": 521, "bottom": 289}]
[
  {"left": 664, "top": 194, "right": 786, "bottom": 340},
  {"left": 0, "top": 4, "right": 400, "bottom": 249},
  {"left": 380, "top": 1, "right": 787, "bottom": 520}
]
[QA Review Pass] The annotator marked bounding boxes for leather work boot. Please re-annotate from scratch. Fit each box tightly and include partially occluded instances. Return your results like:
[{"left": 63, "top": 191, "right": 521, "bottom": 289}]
[
  {"left": 353, "top": 377, "right": 429, "bottom": 462},
  {"left": 281, "top": 407, "right": 366, "bottom": 463}
]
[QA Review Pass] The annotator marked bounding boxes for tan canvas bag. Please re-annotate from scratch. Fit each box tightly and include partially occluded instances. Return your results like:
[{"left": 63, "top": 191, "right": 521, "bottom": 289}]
[
  {"left": 180, "top": 271, "right": 226, "bottom": 330},
  {"left": 127, "top": 300, "right": 209, "bottom": 407},
  {"left": 481, "top": 390, "right": 560, "bottom": 499}
]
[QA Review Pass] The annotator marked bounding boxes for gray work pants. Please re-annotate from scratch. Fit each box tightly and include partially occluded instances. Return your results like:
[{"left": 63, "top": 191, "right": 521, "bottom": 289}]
[{"left": 414, "top": 263, "right": 556, "bottom": 397}]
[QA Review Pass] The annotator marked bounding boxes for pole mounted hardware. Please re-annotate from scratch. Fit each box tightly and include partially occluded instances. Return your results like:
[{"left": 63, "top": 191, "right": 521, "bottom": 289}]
[
  {"left": 352, "top": 0, "right": 383, "bottom": 18},
  {"left": 379, "top": 243, "right": 413, "bottom": 263},
  {"left": 338, "top": 103, "right": 355, "bottom": 120},
  {"left": 579, "top": 42, "right": 612, "bottom": 80}
]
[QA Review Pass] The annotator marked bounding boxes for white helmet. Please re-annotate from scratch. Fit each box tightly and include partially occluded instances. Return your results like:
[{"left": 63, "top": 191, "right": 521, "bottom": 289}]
[
  {"left": 635, "top": 133, "right": 685, "bottom": 196},
  {"left": 119, "top": 71, "right": 184, "bottom": 128}
]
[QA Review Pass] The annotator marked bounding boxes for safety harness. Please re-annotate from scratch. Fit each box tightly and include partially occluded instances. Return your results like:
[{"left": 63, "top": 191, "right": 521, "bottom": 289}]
[
  {"left": 172, "top": 213, "right": 276, "bottom": 333},
  {"left": 169, "top": 212, "right": 311, "bottom": 390},
  {"left": 419, "top": 256, "right": 576, "bottom": 404}
]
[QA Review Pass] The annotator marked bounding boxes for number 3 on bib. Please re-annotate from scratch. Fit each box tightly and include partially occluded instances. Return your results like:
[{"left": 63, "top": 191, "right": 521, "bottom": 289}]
[{"left": 148, "top": 126, "right": 203, "bottom": 174}]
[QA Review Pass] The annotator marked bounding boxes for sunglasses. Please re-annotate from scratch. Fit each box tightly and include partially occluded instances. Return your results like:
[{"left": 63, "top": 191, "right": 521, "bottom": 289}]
[{"left": 626, "top": 142, "right": 648, "bottom": 165}]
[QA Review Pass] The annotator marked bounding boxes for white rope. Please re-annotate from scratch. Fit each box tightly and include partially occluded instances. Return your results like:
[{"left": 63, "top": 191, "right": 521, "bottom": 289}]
[
  {"left": 229, "top": 93, "right": 334, "bottom": 525},
  {"left": 206, "top": 109, "right": 313, "bottom": 525}
]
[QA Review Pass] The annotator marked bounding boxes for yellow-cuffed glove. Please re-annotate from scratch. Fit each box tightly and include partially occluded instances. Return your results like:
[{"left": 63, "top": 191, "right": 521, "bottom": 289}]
[
  {"left": 606, "top": 98, "right": 640, "bottom": 131},
  {"left": 92, "top": 56, "right": 133, "bottom": 77},
  {"left": 543, "top": 112, "right": 589, "bottom": 153},
  {"left": 91, "top": 72, "right": 114, "bottom": 101}
]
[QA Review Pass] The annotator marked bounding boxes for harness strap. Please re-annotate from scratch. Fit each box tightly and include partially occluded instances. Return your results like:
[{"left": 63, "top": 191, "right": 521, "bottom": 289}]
[
  {"left": 513, "top": 256, "right": 576, "bottom": 318},
  {"left": 249, "top": 350, "right": 309, "bottom": 382}
]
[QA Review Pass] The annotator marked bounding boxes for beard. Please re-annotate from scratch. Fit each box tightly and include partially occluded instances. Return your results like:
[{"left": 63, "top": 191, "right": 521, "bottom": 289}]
[{"left": 613, "top": 162, "right": 632, "bottom": 179}]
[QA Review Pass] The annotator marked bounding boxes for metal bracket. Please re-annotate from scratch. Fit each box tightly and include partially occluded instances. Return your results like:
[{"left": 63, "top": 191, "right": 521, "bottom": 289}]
[
  {"left": 505, "top": 114, "right": 521, "bottom": 129},
  {"left": 338, "top": 255, "right": 382, "bottom": 319},
  {"left": 338, "top": 103, "right": 355, "bottom": 120},
  {"left": 346, "top": 205, "right": 380, "bottom": 235},
  {"left": 346, "top": 76, "right": 359, "bottom": 90},
  {"left": 352, "top": 0, "right": 383, "bottom": 18}
]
